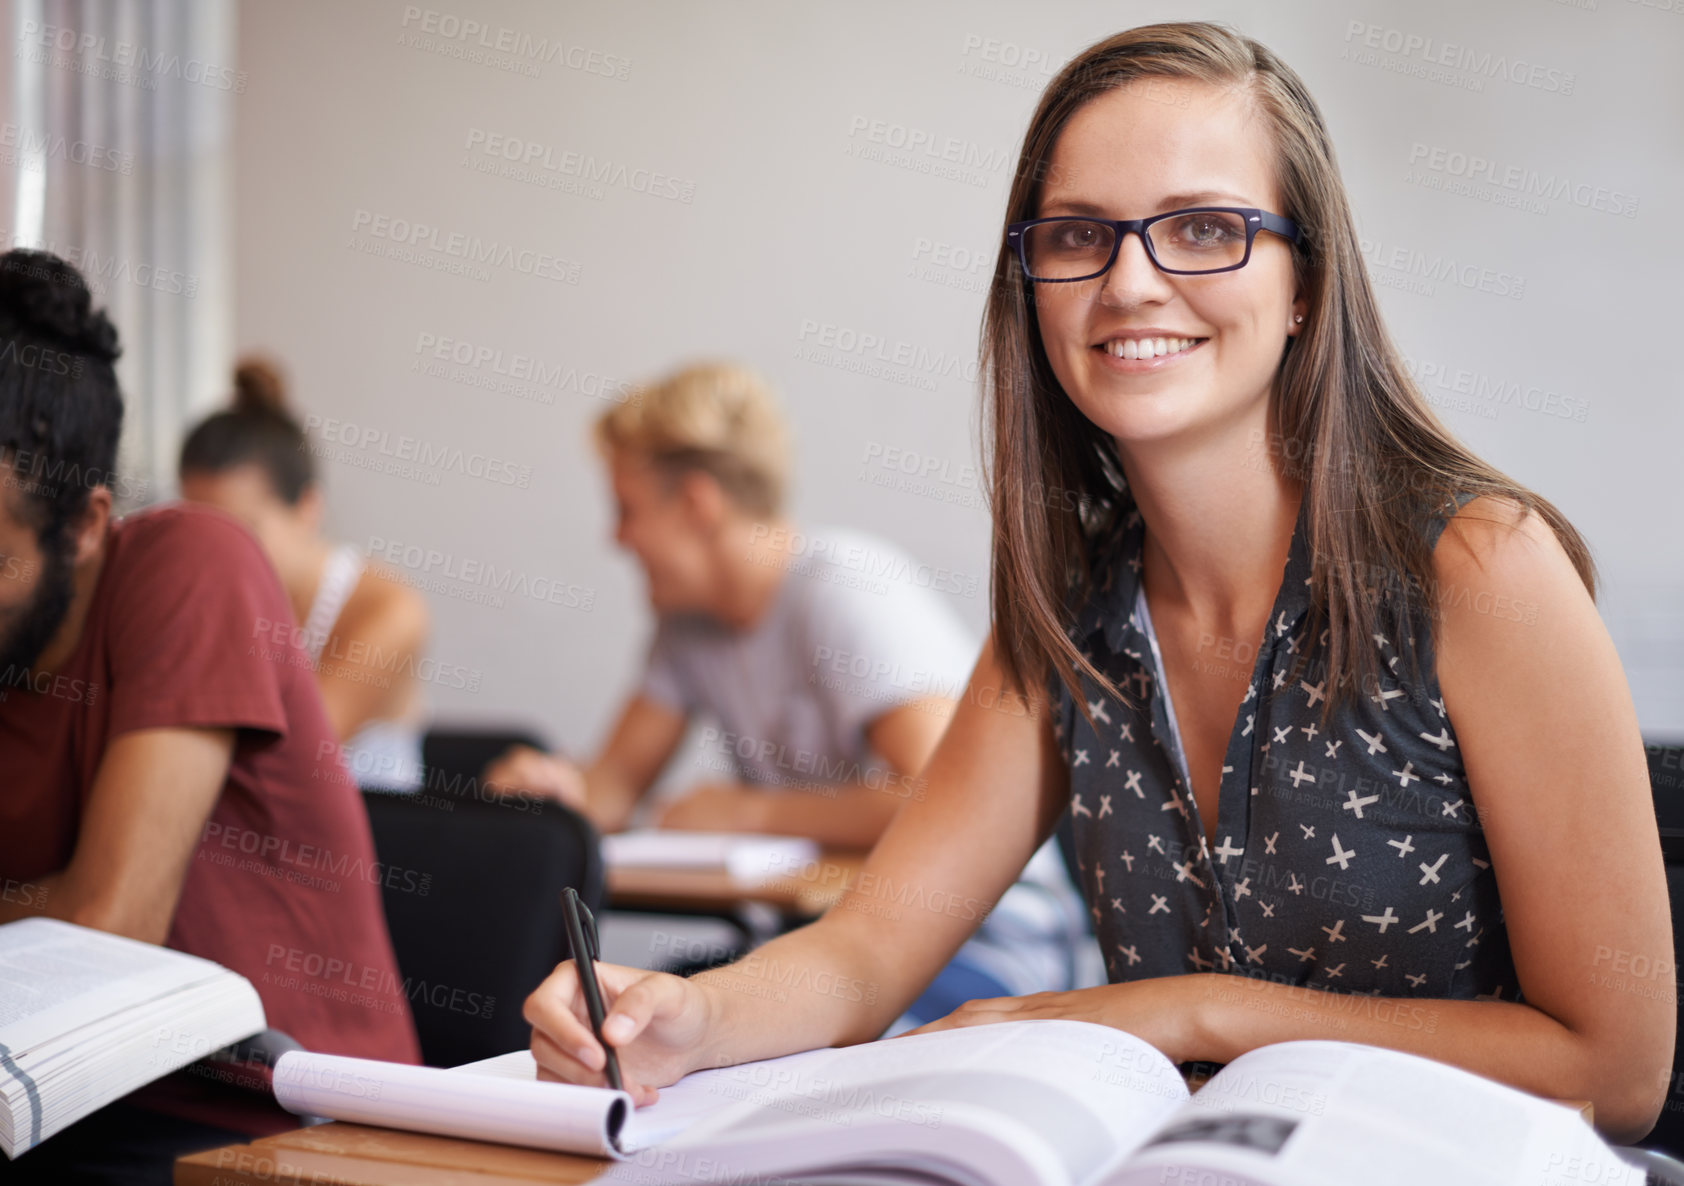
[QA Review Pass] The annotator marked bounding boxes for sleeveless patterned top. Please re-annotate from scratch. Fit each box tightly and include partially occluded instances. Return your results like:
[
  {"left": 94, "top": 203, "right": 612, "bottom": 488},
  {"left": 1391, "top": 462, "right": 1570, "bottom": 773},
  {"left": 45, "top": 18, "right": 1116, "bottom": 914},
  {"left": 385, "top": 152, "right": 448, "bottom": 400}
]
[{"left": 1049, "top": 493, "right": 1522, "bottom": 1004}]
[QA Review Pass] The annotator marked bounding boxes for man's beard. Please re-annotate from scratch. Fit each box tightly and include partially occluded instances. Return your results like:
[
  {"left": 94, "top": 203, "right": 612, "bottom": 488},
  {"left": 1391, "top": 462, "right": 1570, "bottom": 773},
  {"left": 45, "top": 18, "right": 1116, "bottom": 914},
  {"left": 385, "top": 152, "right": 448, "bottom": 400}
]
[{"left": 0, "top": 531, "right": 76, "bottom": 679}]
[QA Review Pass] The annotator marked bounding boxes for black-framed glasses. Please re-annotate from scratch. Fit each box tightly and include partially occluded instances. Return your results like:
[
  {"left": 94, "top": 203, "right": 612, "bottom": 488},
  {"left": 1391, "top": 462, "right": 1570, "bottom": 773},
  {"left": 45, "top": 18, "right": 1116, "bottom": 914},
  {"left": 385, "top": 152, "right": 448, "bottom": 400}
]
[{"left": 1006, "top": 207, "right": 1303, "bottom": 281}]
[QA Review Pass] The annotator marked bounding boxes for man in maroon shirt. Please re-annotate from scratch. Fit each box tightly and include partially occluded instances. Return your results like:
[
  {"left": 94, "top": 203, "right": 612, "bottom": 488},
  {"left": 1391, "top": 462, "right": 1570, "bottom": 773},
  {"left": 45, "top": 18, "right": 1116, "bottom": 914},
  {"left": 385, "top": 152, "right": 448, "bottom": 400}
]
[{"left": 0, "top": 251, "right": 418, "bottom": 1175}]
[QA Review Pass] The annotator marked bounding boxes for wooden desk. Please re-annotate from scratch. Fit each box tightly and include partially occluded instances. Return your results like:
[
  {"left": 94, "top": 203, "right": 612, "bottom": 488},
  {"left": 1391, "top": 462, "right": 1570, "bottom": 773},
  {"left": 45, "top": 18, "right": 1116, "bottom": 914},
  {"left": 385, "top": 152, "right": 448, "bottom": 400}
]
[
  {"left": 175, "top": 1121, "right": 606, "bottom": 1184},
  {"left": 176, "top": 1081, "right": 1594, "bottom": 1184},
  {"left": 605, "top": 850, "right": 866, "bottom": 917}
]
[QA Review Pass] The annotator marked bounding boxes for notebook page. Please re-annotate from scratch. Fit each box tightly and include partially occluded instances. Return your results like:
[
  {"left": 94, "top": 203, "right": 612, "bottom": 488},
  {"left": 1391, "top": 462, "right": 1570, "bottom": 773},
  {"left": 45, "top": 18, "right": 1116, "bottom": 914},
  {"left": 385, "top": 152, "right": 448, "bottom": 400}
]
[
  {"left": 273, "top": 1050, "right": 636, "bottom": 1157},
  {"left": 454, "top": 1049, "right": 726, "bottom": 1149}
]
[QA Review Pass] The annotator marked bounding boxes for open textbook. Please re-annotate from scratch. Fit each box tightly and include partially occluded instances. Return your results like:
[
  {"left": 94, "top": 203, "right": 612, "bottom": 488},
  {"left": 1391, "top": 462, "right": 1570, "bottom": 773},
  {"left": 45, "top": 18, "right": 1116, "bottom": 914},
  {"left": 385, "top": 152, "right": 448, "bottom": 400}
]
[
  {"left": 272, "top": 1017, "right": 1640, "bottom": 1186},
  {"left": 0, "top": 918, "right": 267, "bottom": 1159}
]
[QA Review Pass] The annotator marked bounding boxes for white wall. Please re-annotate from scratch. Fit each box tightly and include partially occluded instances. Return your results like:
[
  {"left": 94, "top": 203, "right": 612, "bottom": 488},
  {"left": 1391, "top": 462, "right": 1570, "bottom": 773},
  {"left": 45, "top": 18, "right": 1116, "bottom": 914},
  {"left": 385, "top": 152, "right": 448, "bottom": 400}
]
[{"left": 232, "top": 0, "right": 1684, "bottom": 750}]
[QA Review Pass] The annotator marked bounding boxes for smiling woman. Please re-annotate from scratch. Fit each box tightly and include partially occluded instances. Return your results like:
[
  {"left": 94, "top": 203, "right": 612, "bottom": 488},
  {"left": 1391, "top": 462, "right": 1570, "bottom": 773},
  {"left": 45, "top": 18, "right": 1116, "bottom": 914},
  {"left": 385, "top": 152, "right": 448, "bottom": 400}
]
[{"left": 519, "top": 21, "right": 1672, "bottom": 1148}]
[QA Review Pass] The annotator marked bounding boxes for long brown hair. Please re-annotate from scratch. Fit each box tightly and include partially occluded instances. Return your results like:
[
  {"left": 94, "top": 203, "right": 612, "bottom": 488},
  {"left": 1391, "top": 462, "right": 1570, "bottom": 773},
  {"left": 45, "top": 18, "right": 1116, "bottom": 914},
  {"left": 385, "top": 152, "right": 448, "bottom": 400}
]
[{"left": 983, "top": 21, "right": 1594, "bottom": 724}]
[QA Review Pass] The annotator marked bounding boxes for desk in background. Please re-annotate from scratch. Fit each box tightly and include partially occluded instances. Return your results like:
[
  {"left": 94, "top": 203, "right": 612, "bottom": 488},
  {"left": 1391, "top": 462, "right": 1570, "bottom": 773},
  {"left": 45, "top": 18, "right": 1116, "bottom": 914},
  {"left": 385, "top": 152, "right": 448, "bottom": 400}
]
[{"left": 604, "top": 848, "right": 866, "bottom": 918}]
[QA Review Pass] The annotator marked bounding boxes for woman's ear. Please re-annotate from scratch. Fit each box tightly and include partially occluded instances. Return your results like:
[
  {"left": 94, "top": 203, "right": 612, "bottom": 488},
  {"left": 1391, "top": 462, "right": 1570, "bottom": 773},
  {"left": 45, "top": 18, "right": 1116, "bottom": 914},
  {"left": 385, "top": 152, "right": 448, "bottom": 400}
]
[{"left": 294, "top": 484, "right": 325, "bottom": 534}]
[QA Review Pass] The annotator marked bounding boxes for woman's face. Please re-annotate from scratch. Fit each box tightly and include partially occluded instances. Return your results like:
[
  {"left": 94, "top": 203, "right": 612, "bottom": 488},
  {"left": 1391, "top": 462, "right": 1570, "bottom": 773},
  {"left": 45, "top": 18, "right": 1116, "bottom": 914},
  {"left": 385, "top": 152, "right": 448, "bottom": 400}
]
[
  {"left": 1031, "top": 77, "right": 1304, "bottom": 454},
  {"left": 179, "top": 464, "right": 314, "bottom": 567}
]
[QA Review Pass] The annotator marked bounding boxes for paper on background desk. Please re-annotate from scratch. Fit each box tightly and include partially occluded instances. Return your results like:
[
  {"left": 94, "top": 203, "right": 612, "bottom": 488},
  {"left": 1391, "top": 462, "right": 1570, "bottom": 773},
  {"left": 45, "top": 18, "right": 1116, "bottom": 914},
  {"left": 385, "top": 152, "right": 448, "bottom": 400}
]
[{"left": 601, "top": 830, "right": 820, "bottom": 885}]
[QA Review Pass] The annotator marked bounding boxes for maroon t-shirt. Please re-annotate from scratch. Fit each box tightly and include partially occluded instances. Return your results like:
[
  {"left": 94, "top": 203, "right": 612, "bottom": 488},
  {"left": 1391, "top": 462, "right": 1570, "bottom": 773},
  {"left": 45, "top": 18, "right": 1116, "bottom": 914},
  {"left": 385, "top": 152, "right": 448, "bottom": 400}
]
[{"left": 0, "top": 503, "right": 420, "bottom": 1072}]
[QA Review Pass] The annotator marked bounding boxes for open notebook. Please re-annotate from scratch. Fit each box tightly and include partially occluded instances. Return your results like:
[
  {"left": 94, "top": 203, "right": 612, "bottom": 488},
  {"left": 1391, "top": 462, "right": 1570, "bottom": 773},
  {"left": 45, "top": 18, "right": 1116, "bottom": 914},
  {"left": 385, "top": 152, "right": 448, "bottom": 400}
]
[{"left": 272, "top": 1018, "right": 1639, "bottom": 1185}]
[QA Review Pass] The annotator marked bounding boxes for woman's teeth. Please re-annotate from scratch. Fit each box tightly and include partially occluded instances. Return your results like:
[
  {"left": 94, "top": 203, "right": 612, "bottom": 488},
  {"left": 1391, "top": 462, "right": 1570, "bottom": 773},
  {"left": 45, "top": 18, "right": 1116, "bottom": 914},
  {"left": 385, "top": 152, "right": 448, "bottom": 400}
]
[{"left": 1102, "top": 336, "right": 1202, "bottom": 360}]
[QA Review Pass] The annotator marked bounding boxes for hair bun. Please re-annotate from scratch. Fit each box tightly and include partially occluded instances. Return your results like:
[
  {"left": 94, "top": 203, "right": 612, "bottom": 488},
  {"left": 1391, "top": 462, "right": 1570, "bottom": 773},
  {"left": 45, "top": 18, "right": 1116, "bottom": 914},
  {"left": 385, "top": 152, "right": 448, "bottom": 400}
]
[
  {"left": 0, "top": 248, "right": 121, "bottom": 363},
  {"left": 232, "top": 356, "right": 289, "bottom": 416}
]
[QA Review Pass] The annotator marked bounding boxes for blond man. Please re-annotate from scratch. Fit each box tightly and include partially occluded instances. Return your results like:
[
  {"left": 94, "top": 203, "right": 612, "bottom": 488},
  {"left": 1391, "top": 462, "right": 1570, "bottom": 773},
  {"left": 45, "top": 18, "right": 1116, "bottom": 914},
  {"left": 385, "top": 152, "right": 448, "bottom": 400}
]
[{"left": 486, "top": 362, "right": 1088, "bottom": 1021}]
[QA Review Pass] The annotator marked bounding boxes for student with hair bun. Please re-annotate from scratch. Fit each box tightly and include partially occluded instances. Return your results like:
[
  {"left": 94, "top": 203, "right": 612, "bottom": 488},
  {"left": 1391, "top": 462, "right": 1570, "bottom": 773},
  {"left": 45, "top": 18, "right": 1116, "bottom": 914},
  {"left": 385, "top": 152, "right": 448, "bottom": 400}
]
[{"left": 180, "top": 358, "right": 431, "bottom": 793}]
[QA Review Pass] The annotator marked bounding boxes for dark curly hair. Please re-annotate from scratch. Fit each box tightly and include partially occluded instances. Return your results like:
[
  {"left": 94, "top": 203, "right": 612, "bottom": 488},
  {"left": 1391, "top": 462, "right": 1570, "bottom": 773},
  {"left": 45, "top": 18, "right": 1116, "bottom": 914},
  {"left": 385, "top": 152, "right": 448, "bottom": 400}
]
[{"left": 0, "top": 249, "right": 124, "bottom": 544}]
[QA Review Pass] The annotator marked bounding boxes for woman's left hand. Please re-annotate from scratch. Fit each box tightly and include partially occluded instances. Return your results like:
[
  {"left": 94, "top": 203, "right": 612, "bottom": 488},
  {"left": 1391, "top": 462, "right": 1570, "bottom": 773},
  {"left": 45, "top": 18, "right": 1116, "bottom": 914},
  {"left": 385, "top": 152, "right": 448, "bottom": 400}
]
[{"left": 899, "top": 975, "right": 1212, "bottom": 1065}]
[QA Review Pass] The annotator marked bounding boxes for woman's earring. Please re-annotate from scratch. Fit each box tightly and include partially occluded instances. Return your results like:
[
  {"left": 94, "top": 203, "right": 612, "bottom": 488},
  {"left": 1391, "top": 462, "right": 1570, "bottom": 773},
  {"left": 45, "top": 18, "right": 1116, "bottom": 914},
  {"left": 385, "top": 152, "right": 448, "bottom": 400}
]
[{"left": 1293, "top": 314, "right": 1304, "bottom": 324}]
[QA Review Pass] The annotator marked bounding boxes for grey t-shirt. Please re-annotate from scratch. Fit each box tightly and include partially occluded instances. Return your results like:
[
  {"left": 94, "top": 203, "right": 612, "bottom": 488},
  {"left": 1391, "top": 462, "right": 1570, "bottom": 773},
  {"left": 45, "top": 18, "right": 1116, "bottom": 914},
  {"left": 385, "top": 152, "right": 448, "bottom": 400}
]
[
  {"left": 640, "top": 525, "right": 1090, "bottom": 993},
  {"left": 640, "top": 525, "right": 981, "bottom": 789}
]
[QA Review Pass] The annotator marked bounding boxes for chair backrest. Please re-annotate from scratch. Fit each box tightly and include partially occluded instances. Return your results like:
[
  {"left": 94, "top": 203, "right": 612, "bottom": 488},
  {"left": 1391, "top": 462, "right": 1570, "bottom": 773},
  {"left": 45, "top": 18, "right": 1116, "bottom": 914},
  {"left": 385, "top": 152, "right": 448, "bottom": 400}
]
[
  {"left": 419, "top": 726, "right": 553, "bottom": 794},
  {"left": 361, "top": 789, "right": 604, "bottom": 1067},
  {"left": 1645, "top": 741, "right": 1684, "bottom": 1155}
]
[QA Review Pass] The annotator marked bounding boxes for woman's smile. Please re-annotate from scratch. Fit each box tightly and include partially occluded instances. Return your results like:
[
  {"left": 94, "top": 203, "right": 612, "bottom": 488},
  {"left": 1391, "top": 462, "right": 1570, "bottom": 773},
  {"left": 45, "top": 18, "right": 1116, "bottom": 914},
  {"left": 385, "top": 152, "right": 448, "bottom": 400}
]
[{"left": 1092, "top": 332, "right": 1209, "bottom": 372}]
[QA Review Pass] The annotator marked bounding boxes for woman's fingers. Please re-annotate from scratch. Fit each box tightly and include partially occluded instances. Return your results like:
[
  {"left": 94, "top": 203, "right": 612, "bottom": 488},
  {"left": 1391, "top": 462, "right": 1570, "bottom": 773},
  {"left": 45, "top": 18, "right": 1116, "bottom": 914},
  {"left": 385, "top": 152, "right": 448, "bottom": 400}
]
[
  {"left": 531, "top": 1026, "right": 604, "bottom": 1085},
  {"left": 524, "top": 962, "right": 610, "bottom": 1071},
  {"left": 600, "top": 973, "right": 672, "bottom": 1046},
  {"left": 528, "top": 959, "right": 703, "bottom": 1105}
]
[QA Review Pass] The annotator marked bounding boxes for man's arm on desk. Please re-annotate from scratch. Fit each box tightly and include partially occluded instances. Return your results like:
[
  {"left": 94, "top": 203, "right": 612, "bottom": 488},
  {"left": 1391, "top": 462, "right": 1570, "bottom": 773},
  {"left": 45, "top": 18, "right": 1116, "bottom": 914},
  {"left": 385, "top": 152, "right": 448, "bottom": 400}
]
[
  {"left": 0, "top": 727, "right": 231, "bottom": 943},
  {"left": 483, "top": 694, "right": 956, "bottom": 848},
  {"left": 482, "top": 694, "right": 687, "bottom": 832},
  {"left": 654, "top": 696, "right": 956, "bottom": 848}
]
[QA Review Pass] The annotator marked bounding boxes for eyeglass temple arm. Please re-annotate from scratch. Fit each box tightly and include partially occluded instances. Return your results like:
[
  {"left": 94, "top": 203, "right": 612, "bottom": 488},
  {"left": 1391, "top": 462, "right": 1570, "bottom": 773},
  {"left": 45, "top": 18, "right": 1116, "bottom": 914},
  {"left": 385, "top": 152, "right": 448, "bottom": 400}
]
[{"left": 1254, "top": 210, "right": 1302, "bottom": 243}]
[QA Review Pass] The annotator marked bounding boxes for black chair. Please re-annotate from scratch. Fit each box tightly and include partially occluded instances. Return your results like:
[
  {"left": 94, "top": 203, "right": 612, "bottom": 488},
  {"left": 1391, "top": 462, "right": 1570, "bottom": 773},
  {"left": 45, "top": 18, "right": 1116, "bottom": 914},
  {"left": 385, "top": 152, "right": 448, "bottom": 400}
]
[
  {"left": 420, "top": 725, "right": 555, "bottom": 793},
  {"left": 361, "top": 786, "right": 604, "bottom": 1068},
  {"left": 1643, "top": 740, "right": 1684, "bottom": 1157}
]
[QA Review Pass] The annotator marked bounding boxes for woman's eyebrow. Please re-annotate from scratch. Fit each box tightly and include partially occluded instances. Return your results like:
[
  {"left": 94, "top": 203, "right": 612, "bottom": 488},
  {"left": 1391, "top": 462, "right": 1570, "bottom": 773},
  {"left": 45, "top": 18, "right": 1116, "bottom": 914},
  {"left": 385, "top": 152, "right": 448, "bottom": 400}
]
[
  {"left": 1038, "top": 190, "right": 1256, "bottom": 217},
  {"left": 1156, "top": 189, "right": 1254, "bottom": 209}
]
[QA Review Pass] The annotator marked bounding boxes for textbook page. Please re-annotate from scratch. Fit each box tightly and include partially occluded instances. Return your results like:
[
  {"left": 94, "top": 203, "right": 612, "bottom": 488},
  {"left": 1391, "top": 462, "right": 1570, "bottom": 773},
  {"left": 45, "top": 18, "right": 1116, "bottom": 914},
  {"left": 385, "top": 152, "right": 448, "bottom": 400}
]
[
  {"left": 597, "top": 1019, "right": 1191, "bottom": 1186},
  {"left": 1, "top": 919, "right": 265, "bottom": 1158},
  {"left": 1102, "top": 1039, "right": 1644, "bottom": 1186},
  {"left": 0, "top": 918, "right": 246, "bottom": 1055}
]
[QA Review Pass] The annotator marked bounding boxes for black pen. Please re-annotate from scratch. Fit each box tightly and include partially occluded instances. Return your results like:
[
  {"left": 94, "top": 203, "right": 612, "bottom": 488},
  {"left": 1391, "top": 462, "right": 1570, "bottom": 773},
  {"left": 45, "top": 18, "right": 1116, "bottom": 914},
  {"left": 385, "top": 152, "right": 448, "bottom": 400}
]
[{"left": 561, "top": 886, "right": 623, "bottom": 1091}]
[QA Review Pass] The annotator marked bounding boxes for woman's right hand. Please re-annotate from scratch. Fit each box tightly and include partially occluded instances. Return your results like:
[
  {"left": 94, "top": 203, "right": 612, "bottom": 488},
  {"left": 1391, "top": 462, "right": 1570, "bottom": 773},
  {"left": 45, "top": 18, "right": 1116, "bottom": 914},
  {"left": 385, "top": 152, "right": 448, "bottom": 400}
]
[{"left": 523, "top": 959, "right": 714, "bottom": 1106}]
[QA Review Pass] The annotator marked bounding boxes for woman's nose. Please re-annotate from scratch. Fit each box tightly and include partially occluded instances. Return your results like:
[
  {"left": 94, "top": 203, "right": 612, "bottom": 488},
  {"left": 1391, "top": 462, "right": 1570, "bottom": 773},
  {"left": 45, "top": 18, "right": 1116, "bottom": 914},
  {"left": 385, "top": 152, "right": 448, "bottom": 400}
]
[{"left": 1097, "top": 230, "right": 1173, "bottom": 308}]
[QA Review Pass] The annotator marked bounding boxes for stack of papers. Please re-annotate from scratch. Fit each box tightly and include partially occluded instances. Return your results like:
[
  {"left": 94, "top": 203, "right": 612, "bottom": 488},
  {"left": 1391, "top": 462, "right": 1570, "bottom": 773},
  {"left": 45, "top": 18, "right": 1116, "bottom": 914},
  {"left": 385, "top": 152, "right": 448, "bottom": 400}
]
[{"left": 602, "top": 830, "right": 821, "bottom": 885}]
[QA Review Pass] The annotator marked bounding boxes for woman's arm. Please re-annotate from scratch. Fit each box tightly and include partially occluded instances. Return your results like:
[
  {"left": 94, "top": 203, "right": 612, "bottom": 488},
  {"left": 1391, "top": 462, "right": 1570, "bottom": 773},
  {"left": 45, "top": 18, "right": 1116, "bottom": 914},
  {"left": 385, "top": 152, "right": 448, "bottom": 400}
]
[
  {"left": 523, "top": 634, "right": 1068, "bottom": 1100},
  {"left": 314, "top": 572, "right": 429, "bottom": 742},
  {"left": 1192, "top": 497, "right": 1672, "bottom": 1143}
]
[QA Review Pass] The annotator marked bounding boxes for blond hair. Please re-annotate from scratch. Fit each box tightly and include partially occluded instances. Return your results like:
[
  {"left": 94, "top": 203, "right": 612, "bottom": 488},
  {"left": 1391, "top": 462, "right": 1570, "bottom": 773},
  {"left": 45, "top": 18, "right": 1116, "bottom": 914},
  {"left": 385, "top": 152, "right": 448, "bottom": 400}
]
[{"left": 594, "top": 361, "right": 790, "bottom": 516}]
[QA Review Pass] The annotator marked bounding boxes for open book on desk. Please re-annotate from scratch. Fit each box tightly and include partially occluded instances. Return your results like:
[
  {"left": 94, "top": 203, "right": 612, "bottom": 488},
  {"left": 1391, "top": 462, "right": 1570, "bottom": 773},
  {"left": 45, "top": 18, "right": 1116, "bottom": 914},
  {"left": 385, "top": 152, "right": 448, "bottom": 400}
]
[
  {"left": 0, "top": 918, "right": 266, "bottom": 1159},
  {"left": 272, "top": 1018, "right": 1638, "bottom": 1186}
]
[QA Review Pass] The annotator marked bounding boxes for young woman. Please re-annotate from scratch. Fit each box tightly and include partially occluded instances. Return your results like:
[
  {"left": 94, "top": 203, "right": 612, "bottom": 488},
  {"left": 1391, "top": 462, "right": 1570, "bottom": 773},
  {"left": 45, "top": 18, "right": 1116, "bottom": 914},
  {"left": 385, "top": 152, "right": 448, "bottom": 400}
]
[
  {"left": 523, "top": 23, "right": 1671, "bottom": 1142},
  {"left": 179, "top": 359, "right": 431, "bottom": 792}
]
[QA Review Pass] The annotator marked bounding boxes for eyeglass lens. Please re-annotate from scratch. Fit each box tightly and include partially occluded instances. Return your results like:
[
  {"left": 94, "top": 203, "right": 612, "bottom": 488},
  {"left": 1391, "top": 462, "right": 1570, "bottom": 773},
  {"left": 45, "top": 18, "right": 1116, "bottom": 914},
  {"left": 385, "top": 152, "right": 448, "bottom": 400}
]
[{"left": 1021, "top": 211, "right": 1251, "bottom": 278}]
